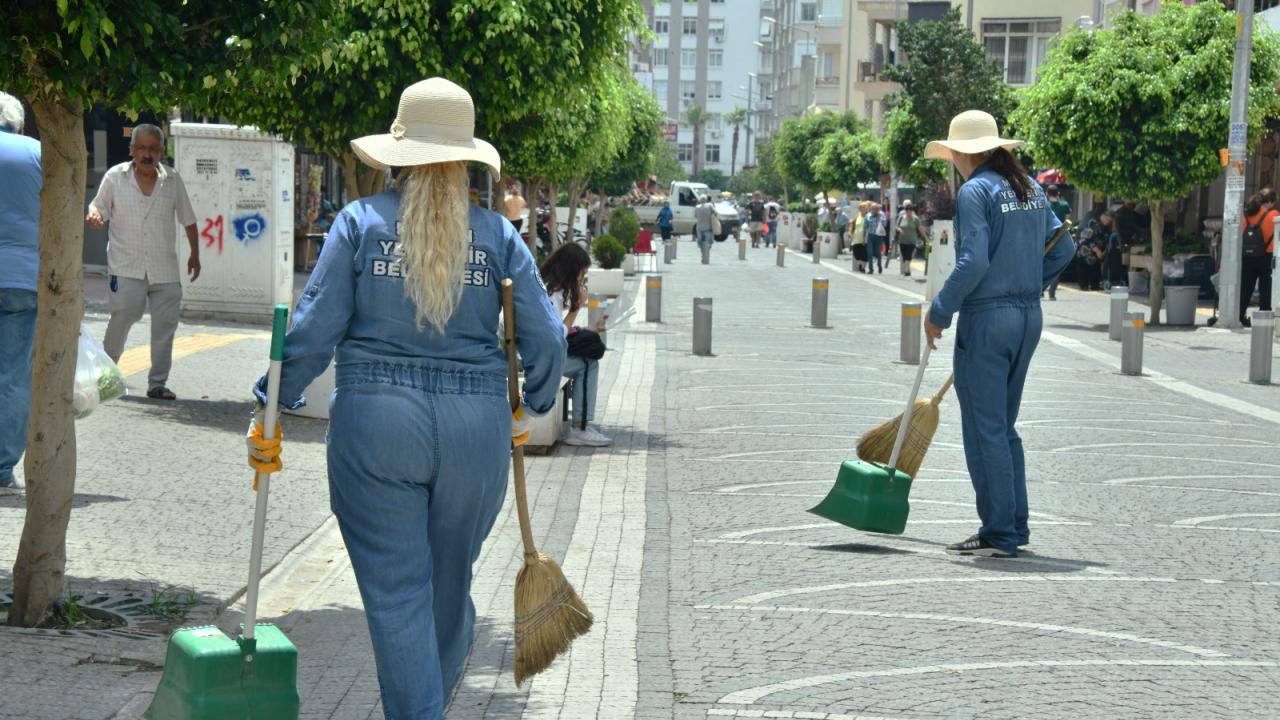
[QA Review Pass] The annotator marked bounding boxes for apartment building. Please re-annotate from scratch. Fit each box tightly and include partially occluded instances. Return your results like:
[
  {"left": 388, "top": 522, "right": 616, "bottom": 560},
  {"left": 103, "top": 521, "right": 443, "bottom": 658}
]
[{"left": 631, "top": 0, "right": 765, "bottom": 177}]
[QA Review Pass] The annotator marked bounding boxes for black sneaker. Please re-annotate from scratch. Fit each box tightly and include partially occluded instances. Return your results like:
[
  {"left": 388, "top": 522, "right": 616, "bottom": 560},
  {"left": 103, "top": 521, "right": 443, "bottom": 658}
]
[{"left": 946, "top": 534, "right": 1017, "bottom": 558}]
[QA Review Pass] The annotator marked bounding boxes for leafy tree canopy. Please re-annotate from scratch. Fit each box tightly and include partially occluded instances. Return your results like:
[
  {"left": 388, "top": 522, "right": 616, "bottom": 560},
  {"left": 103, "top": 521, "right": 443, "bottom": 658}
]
[
  {"left": 751, "top": 138, "right": 796, "bottom": 199},
  {"left": 592, "top": 76, "right": 664, "bottom": 195},
  {"left": 693, "top": 169, "right": 727, "bottom": 189},
  {"left": 1014, "top": 1, "right": 1280, "bottom": 202},
  {"left": 654, "top": 139, "right": 688, "bottom": 186},
  {"left": 813, "top": 130, "right": 883, "bottom": 194},
  {"left": 882, "top": 7, "right": 1014, "bottom": 183},
  {"left": 775, "top": 111, "right": 868, "bottom": 193}
]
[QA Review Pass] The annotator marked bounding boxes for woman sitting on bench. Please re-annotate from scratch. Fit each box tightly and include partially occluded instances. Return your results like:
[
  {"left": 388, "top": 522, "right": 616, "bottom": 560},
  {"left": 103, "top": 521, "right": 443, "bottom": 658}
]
[{"left": 539, "top": 244, "right": 611, "bottom": 447}]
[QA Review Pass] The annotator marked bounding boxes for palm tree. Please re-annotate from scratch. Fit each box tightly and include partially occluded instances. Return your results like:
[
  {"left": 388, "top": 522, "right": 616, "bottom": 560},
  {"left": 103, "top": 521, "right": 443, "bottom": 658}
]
[
  {"left": 683, "top": 105, "right": 709, "bottom": 177},
  {"left": 725, "top": 107, "right": 748, "bottom": 177}
]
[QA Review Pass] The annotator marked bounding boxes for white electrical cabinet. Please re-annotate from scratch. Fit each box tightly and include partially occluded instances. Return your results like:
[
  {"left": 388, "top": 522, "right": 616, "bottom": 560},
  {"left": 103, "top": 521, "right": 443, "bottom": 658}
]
[{"left": 171, "top": 123, "right": 294, "bottom": 321}]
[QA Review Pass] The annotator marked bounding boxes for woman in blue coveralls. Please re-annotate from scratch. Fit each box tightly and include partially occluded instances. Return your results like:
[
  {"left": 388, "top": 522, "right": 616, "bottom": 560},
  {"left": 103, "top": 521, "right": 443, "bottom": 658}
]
[
  {"left": 246, "top": 79, "right": 566, "bottom": 718},
  {"left": 922, "top": 111, "right": 1075, "bottom": 559}
]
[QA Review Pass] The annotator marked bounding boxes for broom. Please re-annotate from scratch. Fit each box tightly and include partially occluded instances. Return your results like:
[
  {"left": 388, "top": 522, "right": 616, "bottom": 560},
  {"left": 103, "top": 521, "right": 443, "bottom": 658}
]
[
  {"left": 856, "top": 219, "right": 1074, "bottom": 477},
  {"left": 500, "top": 279, "right": 593, "bottom": 686}
]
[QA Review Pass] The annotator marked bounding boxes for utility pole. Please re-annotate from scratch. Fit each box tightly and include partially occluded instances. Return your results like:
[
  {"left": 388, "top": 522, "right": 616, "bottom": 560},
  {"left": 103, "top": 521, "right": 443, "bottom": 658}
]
[{"left": 1218, "top": 0, "right": 1255, "bottom": 330}]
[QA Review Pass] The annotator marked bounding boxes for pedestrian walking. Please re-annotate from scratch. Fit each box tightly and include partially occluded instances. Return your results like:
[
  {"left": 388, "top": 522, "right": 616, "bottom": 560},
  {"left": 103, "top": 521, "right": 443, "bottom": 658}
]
[
  {"left": 851, "top": 200, "right": 870, "bottom": 272},
  {"left": 540, "top": 243, "right": 612, "bottom": 447},
  {"left": 1045, "top": 185, "right": 1070, "bottom": 299},
  {"left": 695, "top": 194, "right": 716, "bottom": 252},
  {"left": 0, "top": 92, "right": 40, "bottom": 491},
  {"left": 894, "top": 203, "right": 926, "bottom": 276},
  {"left": 765, "top": 197, "right": 781, "bottom": 248},
  {"left": 85, "top": 123, "right": 200, "bottom": 400},
  {"left": 1239, "top": 188, "right": 1276, "bottom": 327},
  {"left": 746, "top": 191, "right": 766, "bottom": 247},
  {"left": 504, "top": 184, "right": 526, "bottom": 232},
  {"left": 246, "top": 78, "right": 567, "bottom": 719},
  {"left": 1076, "top": 211, "right": 1114, "bottom": 292},
  {"left": 922, "top": 110, "right": 1074, "bottom": 558},
  {"left": 865, "top": 203, "right": 887, "bottom": 273},
  {"left": 657, "top": 201, "right": 674, "bottom": 242}
]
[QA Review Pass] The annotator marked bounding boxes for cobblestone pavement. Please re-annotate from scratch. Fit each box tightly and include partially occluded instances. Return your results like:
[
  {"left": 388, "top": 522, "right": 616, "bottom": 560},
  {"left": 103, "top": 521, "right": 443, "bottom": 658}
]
[{"left": 2, "top": 245, "right": 1277, "bottom": 719}]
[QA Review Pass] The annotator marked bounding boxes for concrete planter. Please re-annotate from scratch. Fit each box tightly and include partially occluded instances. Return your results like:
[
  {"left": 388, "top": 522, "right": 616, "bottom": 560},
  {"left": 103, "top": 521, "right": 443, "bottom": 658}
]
[
  {"left": 587, "top": 267, "right": 624, "bottom": 297},
  {"left": 622, "top": 253, "right": 636, "bottom": 276},
  {"left": 818, "top": 231, "right": 841, "bottom": 258}
]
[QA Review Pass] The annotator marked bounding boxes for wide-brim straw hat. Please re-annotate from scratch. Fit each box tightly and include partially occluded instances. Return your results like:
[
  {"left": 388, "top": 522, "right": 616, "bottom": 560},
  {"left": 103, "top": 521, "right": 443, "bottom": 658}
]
[
  {"left": 923, "top": 110, "right": 1022, "bottom": 160},
  {"left": 351, "top": 77, "right": 501, "bottom": 175}
]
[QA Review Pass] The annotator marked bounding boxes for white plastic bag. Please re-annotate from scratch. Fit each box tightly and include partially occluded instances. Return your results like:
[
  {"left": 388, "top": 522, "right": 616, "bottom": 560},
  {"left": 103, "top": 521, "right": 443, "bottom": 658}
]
[{"left": 73, "top": 324, "right": 127, "bottom": 419}]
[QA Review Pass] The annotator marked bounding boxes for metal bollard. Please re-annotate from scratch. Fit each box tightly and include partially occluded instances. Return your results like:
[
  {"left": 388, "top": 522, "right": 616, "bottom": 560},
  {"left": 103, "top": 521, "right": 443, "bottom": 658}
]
[
  {"left": 812, "top": 242, "right": 821, "bottom": 263},
  {"left": 739, "top": 237, "right": 746, "bottom": 261},
  {"left": 811, "top": 278, "right": 830, "bottom": 328},
  {"left": 645, "top": 275, "right": 662, "bottom": 323},
  {"left": 672, "top": 237, "right": 678, "bottom": 260},
  {"left": 1121, "top": 312, "right": 1145, "bottom": 375},
  {"left": 1249, "top": 310, "right": 1274, "bottom": 384},
  {"left": 692, "top": 297, "right": 713, "bottom": 355},
  {"left": 587, "top": 293, "right": 605, "bottom": 343},
  {"left": 900, "top": 303, "right": 922, "bottom": 364},
  {"left": 701, "top": 243, "right": 710, "bottom": 265},
  {"left": 1109, "top": 286, "right": 1129, "bottom": 341},
  {"left": 663, "top": 242, "right": 672, "bottom": 264},
  {"left": 777, "top": 244, "right": 786, "bottom": 267}
]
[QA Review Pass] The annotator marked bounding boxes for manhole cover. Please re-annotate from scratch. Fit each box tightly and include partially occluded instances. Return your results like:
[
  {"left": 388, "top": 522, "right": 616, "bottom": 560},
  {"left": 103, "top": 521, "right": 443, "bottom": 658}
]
[{"left": 0, "top": 592, "right": 166, "bottom": 640}]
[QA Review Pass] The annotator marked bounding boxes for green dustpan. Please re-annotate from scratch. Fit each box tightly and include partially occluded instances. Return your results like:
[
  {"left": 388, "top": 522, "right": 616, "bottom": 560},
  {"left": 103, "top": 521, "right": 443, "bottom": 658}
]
[
  {"left": 146, "top": 306, "right": 299, "bottom": 720},
  {"left": 809, "top": 340, "right": 936, "bottom": 535}
]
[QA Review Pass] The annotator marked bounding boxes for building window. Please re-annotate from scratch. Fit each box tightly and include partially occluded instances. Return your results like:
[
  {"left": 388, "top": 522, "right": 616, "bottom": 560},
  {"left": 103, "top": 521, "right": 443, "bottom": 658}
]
[
  {"left": 683, "top": 17, "right": 698, "bottom": 35},
  {"left": 680, "top": 80, "right": 696, "bottom": 101},
  {"left": 706, "top": 114, "right": 722, "bottom": 130},
  {"left": 705, "top": 144, "right": 721, "bottom": 163},
  {"left": 707, "top": 81, "right": 722, "bottom": 99},
  {"left": 654, "top": 80, "right": 668, "bottom": 101},
  {"left": 653, "top": 17, "right": 669, "bottom": 34},
  {"left": 983, "top": 19, "right": 1061, "bottom": 86},
  {"left": 819, "top": 50, "right": 835, "bottom": 80},
  {"left": 677, "top": 143, "right": 694, "bottom": 163},
  {"left": 681, "top": 49, "right": 697, "bottom": 67},
  {"left": 653, "top": 48, "right": 668, "bottom": 67},
  {"left": 800, "top": 1, "right": 817, "bottom": 22},
  {"left": 709, "top": 49, "right": 723, "bottom": 67}
]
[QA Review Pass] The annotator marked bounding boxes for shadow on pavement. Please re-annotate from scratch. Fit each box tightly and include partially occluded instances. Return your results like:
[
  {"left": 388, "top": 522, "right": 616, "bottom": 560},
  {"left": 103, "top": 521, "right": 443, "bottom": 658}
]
[
  {"left": 971, "top": 550, "right": 1110, "bottom": 574},
  {"left": 0, "top": 492, "right": 127, "bottom": 511},
  {"left": 811, "top": 543, "right": 914, "bottom": 556},
  {"left": 113, "top": 396, "right": 329, "bottom": 444}
]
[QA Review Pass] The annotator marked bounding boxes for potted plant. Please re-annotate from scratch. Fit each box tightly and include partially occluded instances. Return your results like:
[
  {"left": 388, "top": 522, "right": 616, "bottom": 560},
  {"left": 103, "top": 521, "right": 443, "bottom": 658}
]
[
  {"left": 816, "top": 218, "right": 840, "bottom": 258},
  {"left": 587, "top": 234, "right": 627, "bottom": 296},
  {"left": 609, "top": 207, "right": 641, "bottom": 275}
]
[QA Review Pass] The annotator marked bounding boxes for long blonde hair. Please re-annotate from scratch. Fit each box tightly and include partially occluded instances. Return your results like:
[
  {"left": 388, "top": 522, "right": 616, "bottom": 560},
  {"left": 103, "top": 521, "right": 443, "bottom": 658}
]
[{"left": 396, "top": 161, "right": 471, "bottom": 333}]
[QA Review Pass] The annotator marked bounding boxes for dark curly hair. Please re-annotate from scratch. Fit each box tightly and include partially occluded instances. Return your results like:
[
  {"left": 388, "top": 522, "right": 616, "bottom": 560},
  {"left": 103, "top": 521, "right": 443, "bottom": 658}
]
[{"left": 539, "top": 243, "right": 592, "bottom": 313}]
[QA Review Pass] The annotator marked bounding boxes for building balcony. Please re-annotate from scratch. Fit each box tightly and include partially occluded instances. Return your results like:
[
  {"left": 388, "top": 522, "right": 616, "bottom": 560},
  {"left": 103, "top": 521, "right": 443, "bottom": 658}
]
[
  {"left": 856, "top": 0, "right": 904, "bottom": 24},
  {"left": 854, "top": 62, "right": 896, "bottom": 97}
]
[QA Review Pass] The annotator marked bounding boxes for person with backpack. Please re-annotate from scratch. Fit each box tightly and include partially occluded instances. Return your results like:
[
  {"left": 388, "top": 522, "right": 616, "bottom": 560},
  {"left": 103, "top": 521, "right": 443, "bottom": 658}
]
[
  {"left": 864, "top": 203, "right": 887, "bottom": 273},
  {"left": 657, "top": 201, "right": 674, "bottom": 242},
  {"left": 1240, "top": 188, "right": 1276, "bottom": 327},
  {"left": 764, "top": 197, "right": 781, "bottom": 248},
  {"left": 540, "top": 243, "right": 612, "bottom": 447}
]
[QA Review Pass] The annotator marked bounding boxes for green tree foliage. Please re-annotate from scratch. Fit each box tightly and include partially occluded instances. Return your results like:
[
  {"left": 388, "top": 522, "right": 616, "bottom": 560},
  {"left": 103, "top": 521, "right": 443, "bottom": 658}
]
[
  {"left": 208, "top": 0, "right": 644, "bottom": 196},
  {"left": 1014, "top": 2, "right": 1280, "bottom": 322},
  {"left": 593, "top": 77, "right": 665, "bottom": 196},
  {"left": 813, "top": 130, "right": 883, "bottom": 194},
  {"left": 1, "top": 0, "right": 333, "bottom": 627},
  {"left": 683, "top": 105, "right": 710, "bottom": 176},
  {"left": 881, "top": 7, "right": 1014, "bottom": 184},
  {"left": 751, "top": 138, "right": 796, "bottom": 200},
  {"left": 591, "top": 234, "right": 627, "bottom": 269},
  {"left": 774, "top": 111, "right": 868, "bottom": 194},
  {"left": 608, "top": 207, "right": 641, "bottom": 251},
  {"left": 693, "top": 169, "right": 728, "bottom": 189}
]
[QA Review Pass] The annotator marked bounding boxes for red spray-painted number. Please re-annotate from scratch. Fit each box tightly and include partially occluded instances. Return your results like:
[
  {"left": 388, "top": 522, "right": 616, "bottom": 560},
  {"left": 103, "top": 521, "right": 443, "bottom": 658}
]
[{"left": 202, "top": 216, "right": 224, "bottom": 254}]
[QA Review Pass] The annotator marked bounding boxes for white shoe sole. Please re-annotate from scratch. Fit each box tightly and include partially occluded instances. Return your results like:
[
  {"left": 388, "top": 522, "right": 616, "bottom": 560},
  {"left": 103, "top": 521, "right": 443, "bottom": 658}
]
[
  {"left": 563, "top": 435, "right": 609, "bottom": 447},
  {"left": 946, "top": 546, "right": 1017, "bottom": 558}
]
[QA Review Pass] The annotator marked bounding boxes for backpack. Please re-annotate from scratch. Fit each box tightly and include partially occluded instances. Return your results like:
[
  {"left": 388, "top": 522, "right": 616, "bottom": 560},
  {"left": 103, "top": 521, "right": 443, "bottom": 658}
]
[{"left": 1243, "top": 210, "right": 1274, "bottom": 257}]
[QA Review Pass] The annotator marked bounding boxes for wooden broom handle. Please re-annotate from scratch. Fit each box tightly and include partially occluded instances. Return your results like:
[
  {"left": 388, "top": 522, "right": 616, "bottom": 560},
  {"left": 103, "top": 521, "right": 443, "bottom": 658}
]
[
  {"left": 501, "top": 280, "right": 541, "bottom": 562},
  {"left": 925, "top": 220, "right": 1071, "bottom": 408}
]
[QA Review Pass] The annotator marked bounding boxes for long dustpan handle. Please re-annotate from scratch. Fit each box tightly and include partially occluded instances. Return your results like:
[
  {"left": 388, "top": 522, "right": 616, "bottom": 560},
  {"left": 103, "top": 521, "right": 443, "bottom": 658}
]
[
  {"left": 243, "top": 304, "right": 288, "bottom": 647},
  {"left": 501, "top": 280, "right": 541, "bottom": 562},
  {"left": 886, "top": 339, "right": 932, "bottom": 476}
]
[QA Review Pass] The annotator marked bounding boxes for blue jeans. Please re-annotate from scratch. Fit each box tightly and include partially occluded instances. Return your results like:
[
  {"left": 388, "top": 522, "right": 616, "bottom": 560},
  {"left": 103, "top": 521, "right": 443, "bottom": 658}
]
[
  {"left": 766, "top": 226, "right": 777, "bottom": 247},
  {"left": 563, "top": 353, "right": 599, "bottom": 426},
  {"left": 697, "top": 229, "right": 714, "bottom": 249},
  {"left": 868, "top": 235, "right": 885, "bottom": 272},
  {"left": 326, "top": 369, "right": 510, "bottom": 719},
  {"left": 0, "top": 288, "right": 37, "bottom": 484},
  {"left": 953, "top": 304, "right": 1042, "bottom": 553}
]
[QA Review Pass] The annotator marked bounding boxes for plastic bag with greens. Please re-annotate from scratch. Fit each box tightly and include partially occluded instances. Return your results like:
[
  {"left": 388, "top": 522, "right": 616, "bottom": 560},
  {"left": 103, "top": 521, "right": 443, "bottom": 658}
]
[{"left": 73, "top": 323, "right": 127, "bottom": 419}]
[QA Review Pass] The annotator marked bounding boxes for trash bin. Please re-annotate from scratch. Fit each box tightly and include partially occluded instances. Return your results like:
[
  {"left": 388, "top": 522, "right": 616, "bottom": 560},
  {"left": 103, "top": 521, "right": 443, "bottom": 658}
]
[{"left": 1164, "top": 285, "right": 1199, "bottom": 326}]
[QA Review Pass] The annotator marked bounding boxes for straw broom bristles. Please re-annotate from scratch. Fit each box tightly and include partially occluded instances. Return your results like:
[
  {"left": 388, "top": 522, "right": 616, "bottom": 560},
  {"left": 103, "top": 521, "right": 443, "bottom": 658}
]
[
  {"left": 513, "top": 551, "right": 593, "bottom": 685},
  {"left": 501, "top": 279, "right": 593, "bottom": 687},
  {"left": 856, "top": 374, "right": 954, "bottom": 478}
]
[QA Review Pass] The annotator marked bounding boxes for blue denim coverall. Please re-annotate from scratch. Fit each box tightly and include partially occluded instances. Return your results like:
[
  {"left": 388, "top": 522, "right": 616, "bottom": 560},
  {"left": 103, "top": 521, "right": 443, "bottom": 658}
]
[
  {"left": 254, "top": 193, "right": 565, "bottom": 719},
  {"left": 928, "top": 164, "right": 1074, "bottom": 554}
]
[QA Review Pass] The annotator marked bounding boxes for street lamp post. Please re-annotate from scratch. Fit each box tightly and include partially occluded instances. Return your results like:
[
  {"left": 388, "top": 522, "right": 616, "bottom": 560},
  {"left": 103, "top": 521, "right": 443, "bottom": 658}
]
[{"left": 1218, "top": 0, "right": 1256, "bottom": 329}]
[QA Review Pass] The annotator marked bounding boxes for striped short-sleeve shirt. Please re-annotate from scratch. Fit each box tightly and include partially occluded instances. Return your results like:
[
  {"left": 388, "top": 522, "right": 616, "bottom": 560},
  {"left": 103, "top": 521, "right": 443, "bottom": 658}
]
[{"left": 90, "top": 161, "right": 197, "bottom": 284}]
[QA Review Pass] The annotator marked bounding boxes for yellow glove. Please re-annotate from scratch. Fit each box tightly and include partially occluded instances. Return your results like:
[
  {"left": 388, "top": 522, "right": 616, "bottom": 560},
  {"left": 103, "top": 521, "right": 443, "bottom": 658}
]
[
  {"left": 247, "top": 414, "right": 283, "bottom": 484},
  {"left": 512, "top": 404, "right": 530, "bottom": 448}
]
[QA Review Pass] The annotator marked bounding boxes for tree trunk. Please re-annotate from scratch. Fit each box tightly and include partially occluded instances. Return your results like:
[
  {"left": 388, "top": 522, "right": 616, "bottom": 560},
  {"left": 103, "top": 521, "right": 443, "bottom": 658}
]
[
  {"left": 565, "top": 178, "right": 582, "bottom": 244},
  {"left": 1148, "top": 198, "right": 1165, "bottom": 325},
  {"left": 340, "top": 151, "right": 361, "bottom": 202},
  {"left": 693, "top": 124, "right": 703, "bottom": 178},
  {"left": 9, "top": 93, "right": 86, "bottom": 627},
  {"left": 523, "top": 177, "right": 539, "bottom": 256},
  {"left": 547, "top": 181, "right": 560, "bottom": 249},
  {"left": 730, "top": 125, "right": 740, "bottom": 177}
]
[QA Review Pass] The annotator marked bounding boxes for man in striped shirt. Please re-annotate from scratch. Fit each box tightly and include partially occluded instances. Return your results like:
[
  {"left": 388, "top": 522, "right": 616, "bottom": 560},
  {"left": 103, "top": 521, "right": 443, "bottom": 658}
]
[{"left": 86, "top": 124, "right": 200, "bottom": 400}]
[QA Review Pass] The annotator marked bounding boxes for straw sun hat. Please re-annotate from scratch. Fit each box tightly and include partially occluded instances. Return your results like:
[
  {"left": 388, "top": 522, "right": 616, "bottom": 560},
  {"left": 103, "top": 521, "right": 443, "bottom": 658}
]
[
  {"left": 351, "top": 77, "right": 501, "bottom": 174},
  {"left": 923, "top": 110, "right": 1022, "bottom": 160}
]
